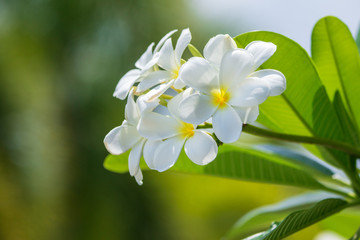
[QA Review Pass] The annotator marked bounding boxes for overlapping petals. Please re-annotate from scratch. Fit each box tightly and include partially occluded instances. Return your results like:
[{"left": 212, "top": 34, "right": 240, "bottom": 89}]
[{"left": 105, "top": 30, "right": 286, "bottom": 185}]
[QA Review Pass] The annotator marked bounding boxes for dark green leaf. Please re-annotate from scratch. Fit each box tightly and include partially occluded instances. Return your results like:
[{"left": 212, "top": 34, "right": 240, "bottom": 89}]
[
  {"left": 226, "top": 192, "right": 341, "bottom": 239},
  {"left": 263, "top": 198, "right": 348, "bottom": 240}
]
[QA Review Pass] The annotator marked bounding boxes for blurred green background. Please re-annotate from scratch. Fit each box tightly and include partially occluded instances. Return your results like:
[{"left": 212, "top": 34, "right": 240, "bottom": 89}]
[{"left": 0, "top": 0, "right": 357, "bottom": 239}]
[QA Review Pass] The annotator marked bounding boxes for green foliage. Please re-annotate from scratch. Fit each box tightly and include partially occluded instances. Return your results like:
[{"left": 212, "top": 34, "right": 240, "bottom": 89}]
[
  {"left": 226, "top": 192, "right": 341, "bottom": 239},
  {"left": 262, "top": 198, "right": 349, "bottom": 239},
  {"left": 105, "top": 145, "right": 328, "bottom": 190},
  {"left": 312, "top": 16, "right": 360, "bottom": 140},
  {"left": 188, "top": 43, "right": 204, "bottom": 57}
]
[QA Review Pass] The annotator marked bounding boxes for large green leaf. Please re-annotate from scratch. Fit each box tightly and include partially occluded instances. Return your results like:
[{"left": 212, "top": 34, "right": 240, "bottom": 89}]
[
  {"left": 226, "top": 192, "right": 341, "bottom": 239},
  {"left": 234, "top": 31, "right": 348, "bottom": 168},
  {"left": 311, "top": 16, "right": 360, "bottom": 137},
  {"left": 104, "top": 145, "right": 328, "bottom": 190},
  {"left": 262, "top": 198, "right": 349, "bottom": 240},
  {"left": 333, "top": 91, "right": 360, "bottom": 146}
]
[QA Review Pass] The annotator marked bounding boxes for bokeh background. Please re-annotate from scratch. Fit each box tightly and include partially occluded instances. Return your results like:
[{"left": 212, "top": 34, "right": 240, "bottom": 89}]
[{"left": 0, "top": 0, "right": 359, "bottom": 239}]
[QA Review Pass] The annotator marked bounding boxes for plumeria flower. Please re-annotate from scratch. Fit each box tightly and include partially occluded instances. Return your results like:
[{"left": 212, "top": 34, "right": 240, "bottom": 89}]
[
  {"left": 178, "top": 44, "right": 286, "bottom": 143},
  {"left": 137, "top": 28, "right": 192, "bottom": 102},
  {"left": 113, "top": 30, "right": 177, "bottom": 100},
  {"left": 104, "top": 90, "right": 159, "bottom": 185},
  {"left": 137, "top": 89, "right": 218, "bottom": 172}
]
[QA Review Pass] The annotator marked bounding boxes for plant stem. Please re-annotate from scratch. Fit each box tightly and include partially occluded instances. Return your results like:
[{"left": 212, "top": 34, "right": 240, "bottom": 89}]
[{"left": 242, "top": 124, "right": 360, "bottom": 158}]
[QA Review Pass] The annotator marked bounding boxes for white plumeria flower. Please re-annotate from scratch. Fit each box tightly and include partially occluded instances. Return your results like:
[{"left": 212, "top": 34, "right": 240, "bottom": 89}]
[
  {"left": 113, "top": 30, "right": 177, "bottom": 100},
  {"left": 178, "top": 45, "right": 286, "bottom": 143},
  {"left": 104, "top": 90, "right": 159, "bottom": 185},
  {"left": 137, "top": 89, "right": 218, "bottom": 172},
  {"left": 137, "top": 28, "right": 192, "bottom": 102}
]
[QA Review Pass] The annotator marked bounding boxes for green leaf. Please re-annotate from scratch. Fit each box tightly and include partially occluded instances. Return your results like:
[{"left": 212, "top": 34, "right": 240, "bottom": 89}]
[
  {"left": 226, "top": 192, "right": 341, "bottom": 239},
  {"left": 187, "top": 43, "right": 203, "bottom": 57},
  {"left": 105, "top": 145, "right": 330, "bottom": 190},
  {"left": 311, "top": 16, "right": 360, "bottom": 137},
  {"left": 234, "top": 31, "right": 348, "bottom": 167},
  {"left": 262, "top": 198, "right": 349, "bottom": 240},
  {"left": 333, "top": 91, "right": 360, "bottom": 146},
  {"left": 320, "top": 210, "right": 360, "bottom": 238}
]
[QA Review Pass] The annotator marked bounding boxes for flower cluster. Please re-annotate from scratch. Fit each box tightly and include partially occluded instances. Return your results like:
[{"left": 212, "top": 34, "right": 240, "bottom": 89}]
[{"left": 104, "top": 29, "right": 286, "bottom": 185}]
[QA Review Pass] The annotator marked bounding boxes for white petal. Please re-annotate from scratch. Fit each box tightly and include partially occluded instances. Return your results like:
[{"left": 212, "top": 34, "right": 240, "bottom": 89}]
[
  {"left": 158, "top": 38, "right": 177, "bottom": 72},
  {"left": 204, "top": 34, "right": 237, "bottom": 67},
  {"left": 136, "top": 70, "right": 172, "bottom": 92},
  {"left": 125, "top": 90, "right": 140, "bottom": 125},
  {"left": 178, "top": 93, "right": 217, "bottom": 125},
  {"left": 229, "top": 77, "right": 270, "bottom": 107},
  {"left": 248, "top": 69, "right": 286, "bottom": 96},
  {"left": 113, "top": 69, "right": 141, "bottom": 100},
  {"left": 233, "top": 105, "right": 259, "bottom": 124},
  {"left": 179, "top": 57, "right": 219, "bottom": 93},
  {"left": 167, "top": 88, "right": 193, "bottom": 118},
  {"left": 173, "top": 77, "right": 186, "bottom": 89},
  {"left": 104, "top": 125, "right": 142, "bottom": 155},
  {"left": 185, "top": 131, "right": 218, "bottom": 165},
  {"left": 137, "top": 112, "right": 179, "bottom": 140},
  {"left": 137, "top": 95, "right": 159, "bottom": 113},
  {"left": 245, "top": 41, "right": 276, "bottom": 70},
  {"left": 134, "top": 169, "right": 143, "bottom": 185},
  {"left": 219, "top": 49, "right": 254, "bottom": 90},
  {"left": 128, "top": 139, "right": 146, "bottom": 176},
  {"left": 135, "top": 42, "right": 155, "bottom": 70},
  {"left": 143, "top": 140, "right": 162, "bottom": 169},
  {"left": 212, "top": 106, "right": 242, "bottom": 143},
  {"left": 175, "top": 28, "right": 192, "bottom": 65},
  {"left": 153, "top": 137, "right": 185, "bottom": 172},
  {"left": 154, "top": 29, "right": 178, "bottom": 53},
  {"left": 143, "top": 79, "right": 175, "bottom": 102},
  {"left": 140, "top": 53, "right": 159, "bottom": 72}
]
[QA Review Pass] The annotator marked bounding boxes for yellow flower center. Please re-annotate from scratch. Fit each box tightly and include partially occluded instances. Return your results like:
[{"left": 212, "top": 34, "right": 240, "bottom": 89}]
[
  {"left": 172, "top": 67, "right": 180, "bottom": 79},
  {"left": 211, "top": 88, "right": 230, "bottom": 108},
  {"left": 178, "top": 122, "right": 195, "bottom": 139}
]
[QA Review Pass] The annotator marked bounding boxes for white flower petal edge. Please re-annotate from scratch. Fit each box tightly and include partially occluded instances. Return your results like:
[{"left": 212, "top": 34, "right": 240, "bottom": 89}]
[
  {"left": 178, "top": 93, "right": 216, "bottom": 125},
  {"left": 125, "top": 91, "right": 140, "bottom": 126},
  {"left": 184, "top": 131, "right": 218, "bottom": 165},
  {"left": 143, "top": 140, "right": 162, "bottom": 170},
  {"left": 134, "top": 169, "right": 143, "bottom": 186},
  {"left": 137, "top": 111, "right": 179, "bottom": 140},
  {"left": 154, "top": 29, "right": 178, "bottom": 53},
  {"left": 233, "top": 105, "right": 259, "bottom": 124},
  {"left": 248, "top": 69, "right": 286, "bottom": 96},
  {"left": 104, "top": 125, "right": 141, "bottom": 155},
  {"left": 179, "top": 57, "right": 219, "bottom": 93},
  {"left": 203, "top": 34, "right": 237, "bottom": 67},
  {"left": 153, "top": 137, "right": 186, "bottom": 172},
  {"left": 229, "top": 78, "right": 270, "bottom": 107},
  {"left": 128, "top": 139, "right": 146, "bottom": 177},
  {"left": 135, "top": 42, "right": 155, "bottom": 70},
  {"left": 113, "top": 69, "right": 141, "bottom": 100},
  {"left": 158, "top": 38, "right": 178, "bottom": 72},
  {"left": 245, "top": 41, "right": 276, "bottom": 70},
  {"left": 212, "top": 105, "right": 243, "bottom": 143},
  {"left": 136, "top": 70, "right": 172, "bottom": 92},
  {"left": 219, "top": 49, "right": 255, "bottom": 89},
  {"left": 175, "top": 28, "right": 192, "bottom": 65}
]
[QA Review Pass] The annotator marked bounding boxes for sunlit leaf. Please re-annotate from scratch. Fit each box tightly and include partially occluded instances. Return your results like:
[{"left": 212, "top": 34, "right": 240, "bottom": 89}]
[
  {"left": 320, "top": 210, "right": 360, "bottom": 238},
  {"left": 311, "top": 16, "right": 360, "bottom": 139},
  {"left": 262, "top": 198, "right": 349, "bottom": 240},
  {"left": 226, "top": 192, "right": 342, "bottom": 239},
  {"left": 104, "top": 145, "right": 331, "bottom": 190}
]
